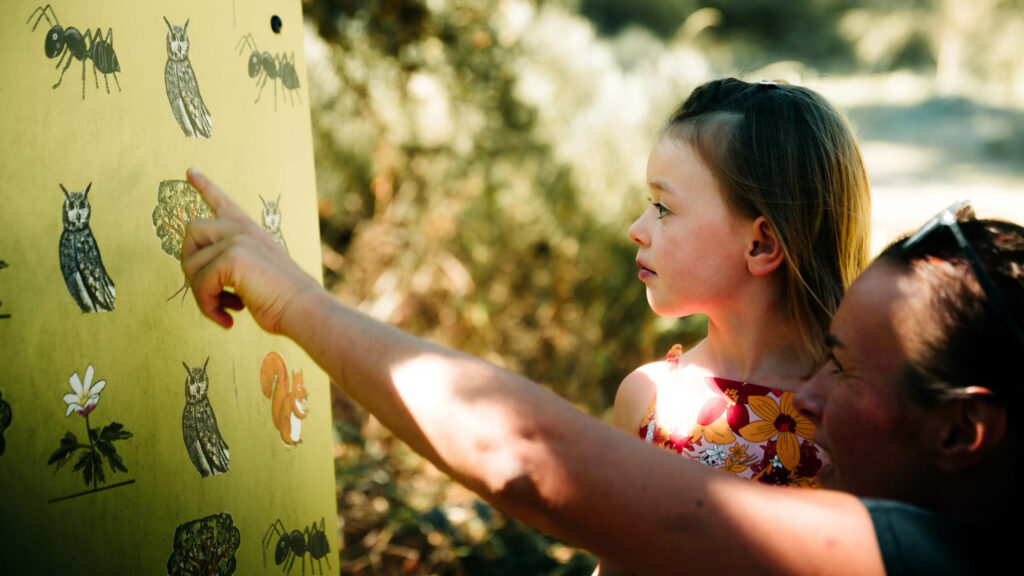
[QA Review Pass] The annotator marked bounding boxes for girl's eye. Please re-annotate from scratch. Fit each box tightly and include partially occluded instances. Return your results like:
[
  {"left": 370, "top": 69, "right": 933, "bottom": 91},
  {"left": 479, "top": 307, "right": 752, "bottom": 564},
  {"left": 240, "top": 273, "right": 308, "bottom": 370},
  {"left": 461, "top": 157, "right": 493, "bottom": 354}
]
[{"left": 649, "top": 200, "right": 671, "bottom": 219}]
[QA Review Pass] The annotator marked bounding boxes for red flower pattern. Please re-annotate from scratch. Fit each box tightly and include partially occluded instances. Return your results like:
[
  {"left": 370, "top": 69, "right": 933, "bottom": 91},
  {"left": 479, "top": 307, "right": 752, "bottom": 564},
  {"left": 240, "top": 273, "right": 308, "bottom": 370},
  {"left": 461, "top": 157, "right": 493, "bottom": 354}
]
[
  {"left": 696, "top": 378, "right": 773, "bottom": 432},
  {"left": 638, "top": 351, "right": 827, "bottom": 488}
]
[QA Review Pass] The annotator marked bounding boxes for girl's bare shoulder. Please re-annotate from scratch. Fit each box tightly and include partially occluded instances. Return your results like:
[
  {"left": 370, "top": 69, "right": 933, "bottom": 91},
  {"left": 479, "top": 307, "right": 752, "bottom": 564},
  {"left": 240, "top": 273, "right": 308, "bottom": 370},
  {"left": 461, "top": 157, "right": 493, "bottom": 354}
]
[
  {"left": 612, "top": 362, "right": 661, "bottom": 433},
  {"left": 613, "top": 343, "right": 713, "bottom": 433},
  {"left": 613, "top": 352, "right": 693, "bottom": 431}
]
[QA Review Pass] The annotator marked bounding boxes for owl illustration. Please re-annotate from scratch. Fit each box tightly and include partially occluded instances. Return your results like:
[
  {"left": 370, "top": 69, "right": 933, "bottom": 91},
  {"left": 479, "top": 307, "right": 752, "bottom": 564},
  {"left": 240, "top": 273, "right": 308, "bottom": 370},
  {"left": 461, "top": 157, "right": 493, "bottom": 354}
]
[
  {"left": 259, "top": 194, "right": 288, "bottom": 254},
  {"left": 58, "top": 183, "right": 116, "bottom": 313},
  {"left": 181, "top": 358, "right": 230, "bottom": 477},
  {"left": 1, "top": 260, "right": 10, "bottom": 320},
  {"left": 163, "top": 17, "right": 212, "bottom": 138},
  {"left": 0, "top": 389, "right": 11, "bottom": 457}
]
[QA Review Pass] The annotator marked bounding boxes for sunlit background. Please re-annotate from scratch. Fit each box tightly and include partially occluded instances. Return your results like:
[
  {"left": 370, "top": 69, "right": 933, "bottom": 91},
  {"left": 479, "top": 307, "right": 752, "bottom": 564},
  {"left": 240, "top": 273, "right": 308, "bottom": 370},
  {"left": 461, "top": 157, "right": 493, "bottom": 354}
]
[{"left": 298, "top": 0, "right": 1024, "bottom": 572}]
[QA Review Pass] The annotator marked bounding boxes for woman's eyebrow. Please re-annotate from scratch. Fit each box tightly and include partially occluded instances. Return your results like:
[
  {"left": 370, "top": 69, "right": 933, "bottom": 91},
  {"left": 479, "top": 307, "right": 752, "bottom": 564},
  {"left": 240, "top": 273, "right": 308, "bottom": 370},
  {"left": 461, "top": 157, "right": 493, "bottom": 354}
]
[{"left": 824, "top": 334, "right": 844, "bottom": 351}]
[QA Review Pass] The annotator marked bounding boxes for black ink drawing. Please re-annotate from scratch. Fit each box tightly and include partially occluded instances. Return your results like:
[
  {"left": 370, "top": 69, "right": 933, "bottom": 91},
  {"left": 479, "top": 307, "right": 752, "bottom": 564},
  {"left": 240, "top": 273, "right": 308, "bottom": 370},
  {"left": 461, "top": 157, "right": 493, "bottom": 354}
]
[
  {"left": 259, "top": 195, "right": 289, "bottom": 254},
  {"left": 26, "top": 5, "right": 121, "bottom": 99},
  {"left": 0, "top": 389, "right": 11, "bottom": 457},
  {"left": 182, "top": 358, "right": 230, "bottom": 477},
  {"left": 48, "top": 364, "right": 134, "bottom": 502},
  {"left": 152, "top": 179, "right": 213, "bottom": 302},
  {"left": 263, "top": 517, "right": 331, "bottom": 575},
  {"left": 164, "top": 17, "right": 212, "bottom": 138},
  {"left": 59, "top": 183, "right": 116, "bottom": 313},
  {"left": 167, "top": 512, "right": 241, "bottom": 576},
  {"left": 0, "top": 260, "right": 9, "bottom": 319},
  {"left": 236, "top": 33, "right": 301, "bottom": 110}
]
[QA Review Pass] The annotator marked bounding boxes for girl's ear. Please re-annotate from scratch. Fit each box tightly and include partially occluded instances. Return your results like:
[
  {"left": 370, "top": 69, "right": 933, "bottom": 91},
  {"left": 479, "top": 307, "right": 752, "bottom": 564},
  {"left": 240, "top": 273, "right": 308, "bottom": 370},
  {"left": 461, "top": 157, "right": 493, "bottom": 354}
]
[{"left": 745, "top": 216, "right": 784, "bottom": 276}]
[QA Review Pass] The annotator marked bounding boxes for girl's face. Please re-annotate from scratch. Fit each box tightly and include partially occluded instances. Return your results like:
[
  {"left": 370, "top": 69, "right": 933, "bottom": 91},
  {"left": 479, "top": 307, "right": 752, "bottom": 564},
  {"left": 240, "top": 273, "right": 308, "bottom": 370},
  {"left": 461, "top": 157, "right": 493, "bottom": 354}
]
[{"left": 628, "top": 135, "right": 753, "bottom": 318}]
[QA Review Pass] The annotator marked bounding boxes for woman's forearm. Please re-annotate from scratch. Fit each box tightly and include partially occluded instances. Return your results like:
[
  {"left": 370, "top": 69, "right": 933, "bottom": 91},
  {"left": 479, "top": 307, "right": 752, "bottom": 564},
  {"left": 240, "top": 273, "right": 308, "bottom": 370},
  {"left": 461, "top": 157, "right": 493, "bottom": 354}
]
[
  {"left": 279, "top": 287, "right": 669, "bottom": 550},
  {"left": 282, "top": 288, "right": 544, "bottom": 496},
  {"left": 278, "top": 289, "right": 883, "bottom": 575}
]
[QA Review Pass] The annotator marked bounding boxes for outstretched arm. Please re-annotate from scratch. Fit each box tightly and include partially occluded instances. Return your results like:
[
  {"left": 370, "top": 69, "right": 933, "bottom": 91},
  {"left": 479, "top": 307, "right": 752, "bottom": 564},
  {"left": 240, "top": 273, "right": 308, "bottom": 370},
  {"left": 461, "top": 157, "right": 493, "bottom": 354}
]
[{"left": 180, "top": 168, "right": 884, "bottom": 575}]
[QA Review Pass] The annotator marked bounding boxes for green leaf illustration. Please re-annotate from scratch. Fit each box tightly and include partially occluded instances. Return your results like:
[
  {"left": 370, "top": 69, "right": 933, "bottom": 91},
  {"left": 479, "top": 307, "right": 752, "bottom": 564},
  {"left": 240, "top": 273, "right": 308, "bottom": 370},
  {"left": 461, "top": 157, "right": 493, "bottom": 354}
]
[
  {"left": 73, "top": 449, "right": 105, "bottom": 487},
  {"left": 99, "top": 421, "right": 132, "bottom": 443},
  {"left": 48, "top": 431, "right": 82, "bottom": 471},
  {"left": 96, "top": 438, "right": 128, "bottom": 474},
  {"left": 93, "top": 422, "right": 132, "bottom": 475}
]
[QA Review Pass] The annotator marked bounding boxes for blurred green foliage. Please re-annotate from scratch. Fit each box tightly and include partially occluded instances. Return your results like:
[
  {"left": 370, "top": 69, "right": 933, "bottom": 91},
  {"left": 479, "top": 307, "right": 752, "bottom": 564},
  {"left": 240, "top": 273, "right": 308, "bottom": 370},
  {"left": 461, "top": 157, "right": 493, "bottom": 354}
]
[
  {"left": 579, "top": 0, "right": 697, "bottom": 38},
  {"left": 303, "top": 0, "right": 1024, "bottom": 572}
]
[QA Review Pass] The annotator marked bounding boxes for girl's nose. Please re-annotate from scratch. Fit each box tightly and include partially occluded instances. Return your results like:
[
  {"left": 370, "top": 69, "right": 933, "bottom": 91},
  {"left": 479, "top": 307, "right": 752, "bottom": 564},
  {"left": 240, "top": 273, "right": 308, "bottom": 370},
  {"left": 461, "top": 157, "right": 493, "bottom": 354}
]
[{"left": 628, "top": 213, "right": 649, "bottom": 246}]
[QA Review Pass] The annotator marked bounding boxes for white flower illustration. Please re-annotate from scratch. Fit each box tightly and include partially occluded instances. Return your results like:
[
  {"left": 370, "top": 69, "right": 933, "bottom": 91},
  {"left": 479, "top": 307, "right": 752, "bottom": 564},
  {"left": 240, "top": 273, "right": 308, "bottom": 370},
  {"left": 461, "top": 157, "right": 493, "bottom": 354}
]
[{"left": 63, "top": 364, "right": 106, "bottom": 417}]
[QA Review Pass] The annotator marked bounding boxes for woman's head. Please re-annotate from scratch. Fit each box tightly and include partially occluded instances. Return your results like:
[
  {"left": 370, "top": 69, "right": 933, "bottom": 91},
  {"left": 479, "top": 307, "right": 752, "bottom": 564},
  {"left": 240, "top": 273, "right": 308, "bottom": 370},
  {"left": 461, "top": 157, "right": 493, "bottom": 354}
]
[
  {"left": 663, "top": 78, "right": 871, "bottom": 363},
  {"left": 795, "top": 213, "right": 1020, "bottom": 510},
  {"left": 878, "top": 215, "right": 1024, "bottom": 420},
  {"left": 880, "top": 214, "right": 1022, "bottom": 511}
]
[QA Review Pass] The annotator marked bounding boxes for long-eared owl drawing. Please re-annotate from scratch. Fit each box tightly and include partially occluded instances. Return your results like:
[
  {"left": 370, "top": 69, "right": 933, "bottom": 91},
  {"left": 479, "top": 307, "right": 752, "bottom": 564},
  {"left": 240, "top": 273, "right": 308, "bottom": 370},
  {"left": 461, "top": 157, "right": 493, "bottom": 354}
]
[
  {"left": 181, "top": 358, "right": 230, "bottom": 477},
  {"left": 0, "top": 260, "right": 9, "bottom": 319},
  {"left": 0, "top": 389, "right": 11, "bottom": 457},
  {"left": 259, "top": 195, "right": 288, "bottom": 254},
  {"left": 163, "top": 17, "right": 211, "bottom": 138},
  {"left": 58, "top": 183, "right": 115, "bottom": 313}
]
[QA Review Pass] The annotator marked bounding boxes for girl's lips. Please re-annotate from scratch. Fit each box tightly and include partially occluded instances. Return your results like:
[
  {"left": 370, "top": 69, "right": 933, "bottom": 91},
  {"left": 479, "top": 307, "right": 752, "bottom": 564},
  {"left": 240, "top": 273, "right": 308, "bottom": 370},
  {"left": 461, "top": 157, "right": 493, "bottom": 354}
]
[{"left": 637, "top": 261, "right": 655, "bottom": 280}]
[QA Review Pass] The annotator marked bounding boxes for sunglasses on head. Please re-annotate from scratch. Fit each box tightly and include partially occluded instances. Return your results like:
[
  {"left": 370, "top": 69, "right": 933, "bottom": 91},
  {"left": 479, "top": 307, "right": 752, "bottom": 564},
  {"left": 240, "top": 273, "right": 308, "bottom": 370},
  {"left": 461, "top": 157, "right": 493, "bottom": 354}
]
[{"left": 902, "top": 200, "right": 1024, "bottom": 352}]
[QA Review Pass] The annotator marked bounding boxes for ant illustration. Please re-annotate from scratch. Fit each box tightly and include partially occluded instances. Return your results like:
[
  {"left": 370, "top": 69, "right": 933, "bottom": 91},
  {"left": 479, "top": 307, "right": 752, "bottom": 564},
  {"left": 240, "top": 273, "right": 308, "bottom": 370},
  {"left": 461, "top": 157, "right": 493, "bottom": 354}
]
[
  {"left": 236, "top": 33, "right": 301, "bottom": 110},
  {"left": 262, "top": 517, "right": 331, "bottom": 575},
  {"left": 26, "top": 5, "right": 121, "bottom": 100}
]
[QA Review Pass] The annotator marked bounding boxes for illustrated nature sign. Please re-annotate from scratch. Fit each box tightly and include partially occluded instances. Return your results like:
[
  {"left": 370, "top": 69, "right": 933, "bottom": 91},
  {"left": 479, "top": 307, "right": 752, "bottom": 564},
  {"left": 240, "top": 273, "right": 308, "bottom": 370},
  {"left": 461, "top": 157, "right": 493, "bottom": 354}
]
[{"left": 0, "top": 1, "right": 337, "bottom": 574}]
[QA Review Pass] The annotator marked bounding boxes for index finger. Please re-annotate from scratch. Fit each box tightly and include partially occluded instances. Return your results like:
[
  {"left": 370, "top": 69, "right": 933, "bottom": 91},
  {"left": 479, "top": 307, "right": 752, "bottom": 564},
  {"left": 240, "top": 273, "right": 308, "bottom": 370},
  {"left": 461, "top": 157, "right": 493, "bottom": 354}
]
[{"left": 186, "top": 167, "right": 248, "bottom": 222}]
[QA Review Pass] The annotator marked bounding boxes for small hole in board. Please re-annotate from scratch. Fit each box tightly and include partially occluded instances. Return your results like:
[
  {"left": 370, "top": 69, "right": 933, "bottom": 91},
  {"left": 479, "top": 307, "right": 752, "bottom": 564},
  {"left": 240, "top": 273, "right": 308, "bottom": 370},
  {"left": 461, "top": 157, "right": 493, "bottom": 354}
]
[{"left": 271, "top": 15, "right": 282, "bottom": 34}]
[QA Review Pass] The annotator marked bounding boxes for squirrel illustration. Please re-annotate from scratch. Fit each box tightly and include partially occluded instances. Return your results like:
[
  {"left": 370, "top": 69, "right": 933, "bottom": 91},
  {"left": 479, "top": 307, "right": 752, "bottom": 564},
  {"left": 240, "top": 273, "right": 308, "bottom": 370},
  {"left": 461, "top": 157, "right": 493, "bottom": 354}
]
[{"left": 260, "top": 352, "right": 307, "bottom": 446}]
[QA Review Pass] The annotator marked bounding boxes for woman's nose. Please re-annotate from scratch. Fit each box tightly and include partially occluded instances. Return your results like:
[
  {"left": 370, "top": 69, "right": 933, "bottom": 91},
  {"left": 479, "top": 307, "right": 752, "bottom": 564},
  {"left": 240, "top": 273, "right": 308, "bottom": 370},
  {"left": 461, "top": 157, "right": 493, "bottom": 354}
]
[{"left": 793, "top": 366, "right": 828, "bottom": 425}]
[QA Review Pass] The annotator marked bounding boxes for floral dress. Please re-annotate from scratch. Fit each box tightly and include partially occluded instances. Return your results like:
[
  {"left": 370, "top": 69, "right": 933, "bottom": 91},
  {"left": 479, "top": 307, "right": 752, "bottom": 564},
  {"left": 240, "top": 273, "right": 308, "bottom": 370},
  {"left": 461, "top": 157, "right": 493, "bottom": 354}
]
[{"left": 638, "top": 345, "right": 826, "bottom": 487}]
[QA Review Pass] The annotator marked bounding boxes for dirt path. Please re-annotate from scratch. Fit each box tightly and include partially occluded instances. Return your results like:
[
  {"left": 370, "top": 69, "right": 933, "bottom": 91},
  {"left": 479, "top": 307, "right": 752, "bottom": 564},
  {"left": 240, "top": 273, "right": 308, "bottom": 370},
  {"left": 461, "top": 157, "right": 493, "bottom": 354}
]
[{"left": 814, "top": 74, "right": 1024, "bottom": 253}]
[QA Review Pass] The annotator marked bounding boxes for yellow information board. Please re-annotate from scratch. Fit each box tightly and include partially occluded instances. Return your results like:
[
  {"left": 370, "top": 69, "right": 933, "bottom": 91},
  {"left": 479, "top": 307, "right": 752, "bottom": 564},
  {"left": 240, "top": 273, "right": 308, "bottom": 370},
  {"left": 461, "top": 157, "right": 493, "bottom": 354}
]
[{"left": 0, "top": 1, "right": 338, "bottom": 574}]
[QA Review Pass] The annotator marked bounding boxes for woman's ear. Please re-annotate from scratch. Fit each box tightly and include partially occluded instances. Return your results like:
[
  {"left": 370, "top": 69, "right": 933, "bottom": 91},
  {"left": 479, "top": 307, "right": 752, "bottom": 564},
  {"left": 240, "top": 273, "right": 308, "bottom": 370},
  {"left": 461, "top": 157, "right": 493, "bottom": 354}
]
[
  {"left": 936, "top": 387, "right": 1008, "bottom": 474},
  {"left": 746, "top": 217, "right": 784, "bottom": 277}
]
